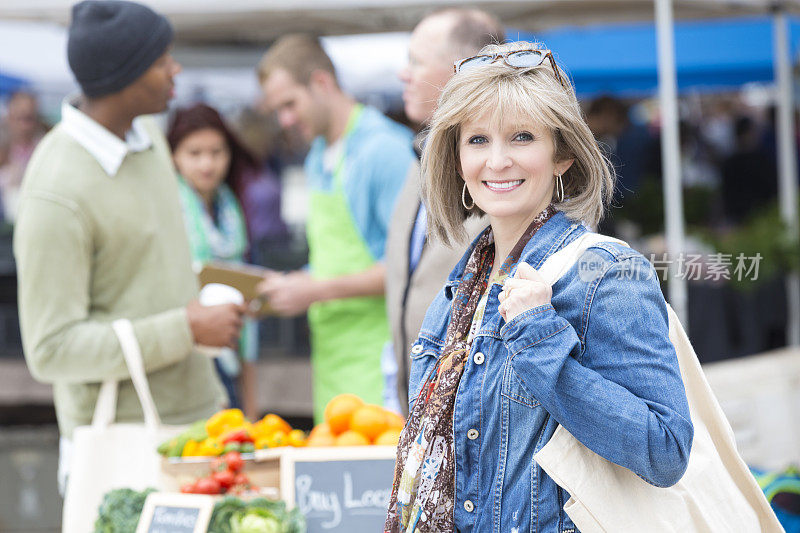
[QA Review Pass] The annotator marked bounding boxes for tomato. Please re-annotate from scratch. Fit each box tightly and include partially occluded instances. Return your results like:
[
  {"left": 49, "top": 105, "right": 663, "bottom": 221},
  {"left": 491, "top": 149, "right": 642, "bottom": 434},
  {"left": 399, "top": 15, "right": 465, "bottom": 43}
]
[
  {"left": 194, "top": 476, "right": 222, "bottom": 495},
  {"left": 180, "top": 482, "right": 197, "bottom": 494},
  {"left": 212, "top": 469, "right": 236, "bottom": 490},
  {"left": 210, "top": 456, "right": 226, "bottom": 472},
  {"left": 223, "top": 451, "right": 244, "bottom": 472},
  {"left": 233, "top": 473, "right": 250, "bottom": 487}
]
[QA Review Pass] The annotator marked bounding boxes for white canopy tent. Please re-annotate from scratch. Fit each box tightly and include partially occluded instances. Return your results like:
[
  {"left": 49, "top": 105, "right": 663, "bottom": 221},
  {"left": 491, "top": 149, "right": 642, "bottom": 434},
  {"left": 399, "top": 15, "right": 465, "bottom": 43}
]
[
  {"left": 0, "top": 1, "right": 783, "bottom": 43},
  {"left": 1, "top": 0, "right": 797, "bottom": 343}
]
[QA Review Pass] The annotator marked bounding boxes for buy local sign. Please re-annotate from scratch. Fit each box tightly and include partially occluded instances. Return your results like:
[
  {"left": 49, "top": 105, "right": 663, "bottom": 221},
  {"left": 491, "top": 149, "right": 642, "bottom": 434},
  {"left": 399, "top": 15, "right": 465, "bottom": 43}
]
[{"left": 280, "top": 447, "right": 396, "bottom": 532}]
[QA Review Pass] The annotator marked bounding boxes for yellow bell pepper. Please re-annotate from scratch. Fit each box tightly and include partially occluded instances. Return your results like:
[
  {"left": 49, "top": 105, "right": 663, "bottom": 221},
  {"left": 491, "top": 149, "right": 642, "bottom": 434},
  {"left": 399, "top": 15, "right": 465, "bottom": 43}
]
[
  {"left": 265, "top": 430, "right": 287, "bottom": 448},
  {"left": 196, "top": 437, "right": 223, "bottom": 456},
  {"left": 258, "top": 414, "right": 292, "bottom": 437},
  {"left": 251, "top": 420, "right": 272, "bottom": 440},
  {"left": 255, "top": 436, "right": 271, "bottom": 450},
  {"left": 181, "top": 439, "right": 201, "bottom": 457},
  {"left": 287, "top": 429, "right": 307, "bottom": 447},
  {"left": 205, "top": 409, "right": 245, "bottom": 438}
]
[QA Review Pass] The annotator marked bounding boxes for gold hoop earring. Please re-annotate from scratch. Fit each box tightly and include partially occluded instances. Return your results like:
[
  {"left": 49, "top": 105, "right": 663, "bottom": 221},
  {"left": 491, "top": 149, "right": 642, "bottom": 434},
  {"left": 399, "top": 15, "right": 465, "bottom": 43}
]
[
  {"left": 462, "top": 182, "right": 475, "bottom": 210},
  {"left": 556, "top": 173, "right": 565, "bottom": 202}
]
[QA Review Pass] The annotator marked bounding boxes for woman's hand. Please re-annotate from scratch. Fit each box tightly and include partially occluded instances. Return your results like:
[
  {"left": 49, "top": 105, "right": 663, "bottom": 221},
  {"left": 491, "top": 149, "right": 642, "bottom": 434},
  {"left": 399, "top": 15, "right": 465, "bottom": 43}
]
[{"left": 498, "top": 263, "right": 552, "bottom": 322}]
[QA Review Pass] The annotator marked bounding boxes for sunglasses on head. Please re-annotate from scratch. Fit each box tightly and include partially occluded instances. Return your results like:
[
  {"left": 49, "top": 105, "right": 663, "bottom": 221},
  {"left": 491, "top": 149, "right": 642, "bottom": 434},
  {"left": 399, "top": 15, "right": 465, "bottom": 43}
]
[{"left": 453, "top": 48, "right": 567, "bottom": 89}]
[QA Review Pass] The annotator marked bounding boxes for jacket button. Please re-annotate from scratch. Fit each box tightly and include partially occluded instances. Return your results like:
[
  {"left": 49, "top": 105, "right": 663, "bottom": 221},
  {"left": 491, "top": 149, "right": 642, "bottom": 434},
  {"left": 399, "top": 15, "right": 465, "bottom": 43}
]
[
  {"left": 411, "top": 344, "right": 423, "bottom": 355},
  {"left": 473, "top": 352, "right": 485, "bottom": 365},
  {"left": 464, "top": 500, "right": 474, "bottom": 512},
  {"left": 467, "top": 429, "right": 479, "bottom": 440}
]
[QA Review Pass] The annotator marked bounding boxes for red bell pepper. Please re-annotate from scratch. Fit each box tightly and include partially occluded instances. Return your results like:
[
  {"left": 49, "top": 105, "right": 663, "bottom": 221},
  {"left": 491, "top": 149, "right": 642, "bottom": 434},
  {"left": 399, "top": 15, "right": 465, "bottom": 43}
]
[{"left": 221, "top": 429, "right": 253, "bottom": 445}]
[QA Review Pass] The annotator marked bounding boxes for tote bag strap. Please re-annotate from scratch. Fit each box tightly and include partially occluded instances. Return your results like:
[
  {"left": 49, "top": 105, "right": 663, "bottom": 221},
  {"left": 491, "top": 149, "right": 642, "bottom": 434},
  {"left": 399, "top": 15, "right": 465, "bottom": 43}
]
[
  {"left": 91, "top": 380, "right": 118, "bottom": 428},
  {"left": 112, "top": 319, "right": 162, "bottom": 429},
  {"left": 89, "top": 320, "right": 163, "bottom": 430},
  {"left": 536, "top": 231, "right": 627, "bottom": 285}
]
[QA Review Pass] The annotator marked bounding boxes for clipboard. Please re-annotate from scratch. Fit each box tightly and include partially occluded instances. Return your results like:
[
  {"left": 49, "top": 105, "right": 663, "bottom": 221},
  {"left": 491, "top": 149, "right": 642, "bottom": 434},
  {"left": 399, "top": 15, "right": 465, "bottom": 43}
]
[{"left": 197, "top": 261, "right": 274, "bottom": 316}]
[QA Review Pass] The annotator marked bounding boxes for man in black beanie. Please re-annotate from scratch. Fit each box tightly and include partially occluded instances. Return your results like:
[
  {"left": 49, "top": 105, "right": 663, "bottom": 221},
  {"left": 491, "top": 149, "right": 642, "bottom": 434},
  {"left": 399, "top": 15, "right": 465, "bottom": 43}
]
[
  {"left": 67, "top": 0, "right": 180, "bottom": 137},
  {"left": 13, "top": 0, "right": 245, "bottom": 516}
]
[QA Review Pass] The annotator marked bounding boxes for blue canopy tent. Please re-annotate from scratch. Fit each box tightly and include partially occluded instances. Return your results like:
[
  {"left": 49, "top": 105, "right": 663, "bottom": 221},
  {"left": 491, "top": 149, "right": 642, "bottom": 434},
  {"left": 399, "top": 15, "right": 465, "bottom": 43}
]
[
  {"left": 0, "top": 70, "right": 27, "bottom": 97},
  {"left": 518, "top": 16, "right": 800, "bottom": 97},
  {"left": 517, "top": 13, "right": 800, "bottom": 343}
]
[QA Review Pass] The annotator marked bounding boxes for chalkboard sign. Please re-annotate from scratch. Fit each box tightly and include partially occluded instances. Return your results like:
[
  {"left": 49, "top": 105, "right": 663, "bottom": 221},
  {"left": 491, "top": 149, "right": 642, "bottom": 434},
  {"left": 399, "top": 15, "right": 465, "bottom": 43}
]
[
  {"left": 278, "top": 447, "right": 397, "bottom": 532},
  {"left": 135, "top": 493, "right": 214, "bottom": 533}
]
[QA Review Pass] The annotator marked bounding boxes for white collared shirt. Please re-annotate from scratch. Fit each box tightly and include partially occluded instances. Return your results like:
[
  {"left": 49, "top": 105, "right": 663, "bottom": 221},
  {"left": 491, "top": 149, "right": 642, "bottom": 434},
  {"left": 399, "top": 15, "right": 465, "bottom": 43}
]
[{"left": 60, "top": 98, "right": 153, "bottom": 177}]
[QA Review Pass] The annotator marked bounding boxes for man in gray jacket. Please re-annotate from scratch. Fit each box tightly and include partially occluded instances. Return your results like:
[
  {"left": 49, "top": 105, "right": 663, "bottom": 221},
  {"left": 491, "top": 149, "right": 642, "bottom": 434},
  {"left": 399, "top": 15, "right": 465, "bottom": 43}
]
[{"left": 386, "top": 9, "right": 504, "bottom": 414}]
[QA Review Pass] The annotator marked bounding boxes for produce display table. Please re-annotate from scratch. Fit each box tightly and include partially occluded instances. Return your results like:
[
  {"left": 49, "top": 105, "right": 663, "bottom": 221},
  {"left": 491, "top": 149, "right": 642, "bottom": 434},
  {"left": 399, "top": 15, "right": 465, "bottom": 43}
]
[{"left": 162, "top": 445, "right": 397, "bottom": 532}]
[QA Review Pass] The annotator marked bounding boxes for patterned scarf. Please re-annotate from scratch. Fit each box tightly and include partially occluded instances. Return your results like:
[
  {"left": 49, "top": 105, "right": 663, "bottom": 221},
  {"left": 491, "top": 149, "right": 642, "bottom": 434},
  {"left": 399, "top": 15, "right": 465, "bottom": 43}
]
[
  {"left": 385, "top": 205, "right": 556, "bottom": 533},
  {"left": 177, "top": 176, "right": 248, "bottom": 264}
]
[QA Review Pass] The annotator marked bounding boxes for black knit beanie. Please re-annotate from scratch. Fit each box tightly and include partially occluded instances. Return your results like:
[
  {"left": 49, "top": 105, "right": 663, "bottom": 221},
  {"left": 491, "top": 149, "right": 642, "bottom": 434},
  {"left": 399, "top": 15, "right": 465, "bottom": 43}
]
[{"left": 67, "top": 0, "right": 174, "bottom": 98}]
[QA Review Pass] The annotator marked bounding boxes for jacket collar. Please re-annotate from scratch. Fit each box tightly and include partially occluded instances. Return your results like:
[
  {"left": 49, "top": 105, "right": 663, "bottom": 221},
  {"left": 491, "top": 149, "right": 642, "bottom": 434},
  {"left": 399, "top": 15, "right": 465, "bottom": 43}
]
[
  {"left": 445, "top": 211, "right": 585, "bottom": 298},
  {"left": 514, "top": 210, "right": 587, "bottom": 273}
]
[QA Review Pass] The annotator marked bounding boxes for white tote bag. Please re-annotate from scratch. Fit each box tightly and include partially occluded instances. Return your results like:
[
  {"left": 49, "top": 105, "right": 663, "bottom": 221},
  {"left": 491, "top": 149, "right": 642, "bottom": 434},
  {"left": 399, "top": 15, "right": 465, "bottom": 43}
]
[
  {"left": 531, "top": 232, "right": 783, "bottom": 533},
  {"left": 62, "top": 319, "right": 186, "bottom": 533}
]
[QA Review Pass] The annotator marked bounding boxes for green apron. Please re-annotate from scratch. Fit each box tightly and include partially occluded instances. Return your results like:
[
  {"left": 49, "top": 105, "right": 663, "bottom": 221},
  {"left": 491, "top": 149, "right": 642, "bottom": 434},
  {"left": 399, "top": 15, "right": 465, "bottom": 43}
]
[{"left": 306, "top": 104, "right": 388, "bottom": 423}]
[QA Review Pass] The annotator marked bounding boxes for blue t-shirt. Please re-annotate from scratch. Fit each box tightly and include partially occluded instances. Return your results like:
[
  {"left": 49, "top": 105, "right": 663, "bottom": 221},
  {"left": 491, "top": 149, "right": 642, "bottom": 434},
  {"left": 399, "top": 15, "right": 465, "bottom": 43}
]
[{"left": 304, "top": 105, "right": 415, "bottom": 261}]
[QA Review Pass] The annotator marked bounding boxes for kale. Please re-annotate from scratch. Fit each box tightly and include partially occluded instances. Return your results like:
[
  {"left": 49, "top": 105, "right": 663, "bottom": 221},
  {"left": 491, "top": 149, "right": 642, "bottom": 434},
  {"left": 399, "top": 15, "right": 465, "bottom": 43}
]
[{"left": 94, "top": 487, "right": 156, "bottom": 533}]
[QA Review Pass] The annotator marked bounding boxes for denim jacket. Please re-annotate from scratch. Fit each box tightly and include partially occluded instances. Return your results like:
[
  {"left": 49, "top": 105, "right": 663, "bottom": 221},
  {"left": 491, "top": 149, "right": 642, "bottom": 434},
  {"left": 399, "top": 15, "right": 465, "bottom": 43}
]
[{"left": 407, "top": 211, "right": 693, "bottom": 533}]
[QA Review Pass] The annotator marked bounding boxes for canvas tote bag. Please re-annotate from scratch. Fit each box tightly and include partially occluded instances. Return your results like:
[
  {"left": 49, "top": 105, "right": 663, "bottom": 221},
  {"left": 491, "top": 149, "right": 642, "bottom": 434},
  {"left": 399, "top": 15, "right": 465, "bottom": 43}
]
[
  {"left": 62, "top": 319, "right": 186, "bottom": 533},
  {"left": 531, "top": 232, "right": 783, "bottom": 532}
]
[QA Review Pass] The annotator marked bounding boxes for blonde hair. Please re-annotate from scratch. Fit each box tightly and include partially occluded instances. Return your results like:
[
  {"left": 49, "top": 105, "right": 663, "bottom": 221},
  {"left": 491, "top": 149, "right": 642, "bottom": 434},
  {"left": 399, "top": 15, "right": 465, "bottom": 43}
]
[
  {"left": 257, "top": 34, "right": 337, "bottom": 86},
  {"left": 422, "top": 41, "right": 615, "bottom": 245}
]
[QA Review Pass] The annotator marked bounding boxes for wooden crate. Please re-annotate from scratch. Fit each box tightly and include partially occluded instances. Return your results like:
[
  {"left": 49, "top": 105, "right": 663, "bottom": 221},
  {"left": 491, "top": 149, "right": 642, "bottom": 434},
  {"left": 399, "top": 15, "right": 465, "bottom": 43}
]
[
  {"left": 160, "top": 453, "right": 280, "bottom": 499},
  {"left": 160, "top": 446, "right": 396, "bottom": 489}
]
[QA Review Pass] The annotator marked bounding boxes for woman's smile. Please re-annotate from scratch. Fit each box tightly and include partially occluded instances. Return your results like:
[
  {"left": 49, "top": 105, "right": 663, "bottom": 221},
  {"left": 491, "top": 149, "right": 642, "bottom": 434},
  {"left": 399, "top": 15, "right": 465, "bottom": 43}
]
[{"left": 483, "top": 178, "right": 524, "bottom": 192}]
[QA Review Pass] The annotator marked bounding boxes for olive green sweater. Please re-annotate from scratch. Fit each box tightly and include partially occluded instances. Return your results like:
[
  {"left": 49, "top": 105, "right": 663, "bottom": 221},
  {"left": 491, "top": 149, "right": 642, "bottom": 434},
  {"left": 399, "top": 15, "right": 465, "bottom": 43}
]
[{"left": 14, "top": 117, "right": 224, "bottom": 438}]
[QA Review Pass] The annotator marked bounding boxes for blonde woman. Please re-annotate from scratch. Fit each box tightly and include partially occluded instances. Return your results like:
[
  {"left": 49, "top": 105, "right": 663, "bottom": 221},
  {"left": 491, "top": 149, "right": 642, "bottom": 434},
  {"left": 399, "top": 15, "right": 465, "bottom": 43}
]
[{"left": 386, "top": 42, "right": 693, "bottom": 533}]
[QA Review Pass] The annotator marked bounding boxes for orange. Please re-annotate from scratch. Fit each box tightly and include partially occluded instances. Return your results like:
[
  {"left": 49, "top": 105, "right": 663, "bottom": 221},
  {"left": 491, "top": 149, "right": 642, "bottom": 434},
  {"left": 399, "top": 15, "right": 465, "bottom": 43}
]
[
  {"left": 384, "top": 410, "right": 406, "bottom": 430},
  {"left": 306, "top": 423, "right": 333, "bottom": 447},
  {"left": 324, "top": 394, "right": 364, "bottom": 435},
  {"left": 350, "top": 404, "right": 389, "bottom": 441},
  {"left": 306, "top": 432, "right": 336, "bottom": 447},
  {"left": 374, "top": 428, "right": 402, "bottom": 446},
  {"left": 287, "top": 429, "right": 307, "bottom": 447},
  {"left": 308, "top": 422, "right": 332, "bottom": 439},
  {"left": 335, "top": 430, "right": 370, "bottom": 446}
]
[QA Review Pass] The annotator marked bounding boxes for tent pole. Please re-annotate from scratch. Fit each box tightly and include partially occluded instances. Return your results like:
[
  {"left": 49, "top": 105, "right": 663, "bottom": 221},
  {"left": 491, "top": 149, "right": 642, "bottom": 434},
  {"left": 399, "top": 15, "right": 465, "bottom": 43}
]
[
  {"left": 655, "top": 0, "right": 688, "bottom": 327},
  {"left": 773, "top": 9, "right": 800, "bottom": 346}
]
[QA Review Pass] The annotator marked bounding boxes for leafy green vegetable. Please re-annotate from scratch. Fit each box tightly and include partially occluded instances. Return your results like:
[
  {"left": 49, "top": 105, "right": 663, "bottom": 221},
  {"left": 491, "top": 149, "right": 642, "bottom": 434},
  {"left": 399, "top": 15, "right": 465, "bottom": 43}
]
[
  {"left": 94, "top": 487, "right": 156, "bottom": 533},
  {"left": 231, "top": 508, "right": 280, "bottom": 533},
  {"left": 281, "top": 506, "right": 306, "bottom": 533},
  {"left": 208, "top": 496, "right": 248, "bottom": 533},
  {"left": 208, "top": 496, "right": 306, "bottom": 533}
]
